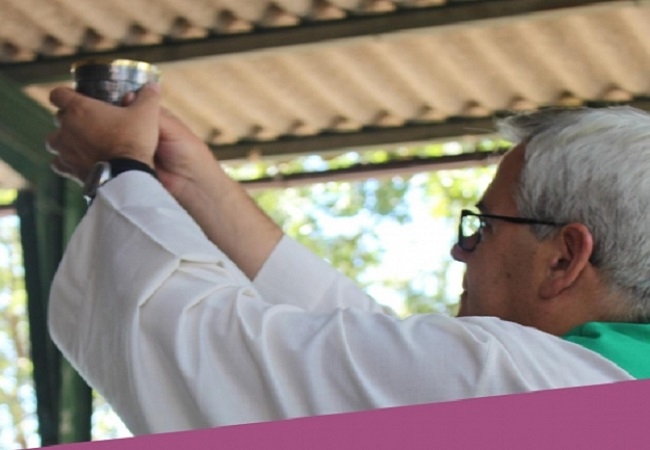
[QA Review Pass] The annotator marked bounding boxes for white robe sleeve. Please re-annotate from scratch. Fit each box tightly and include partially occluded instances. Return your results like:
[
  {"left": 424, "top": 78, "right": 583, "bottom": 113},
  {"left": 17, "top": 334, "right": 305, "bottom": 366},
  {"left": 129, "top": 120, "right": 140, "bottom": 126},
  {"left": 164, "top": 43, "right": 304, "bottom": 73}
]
[
  {"left": 48, "top": 172, "right": 633, "bottom": 436},
  {"left": 253, "top": 236, "right": 390, "bottom": 314}
]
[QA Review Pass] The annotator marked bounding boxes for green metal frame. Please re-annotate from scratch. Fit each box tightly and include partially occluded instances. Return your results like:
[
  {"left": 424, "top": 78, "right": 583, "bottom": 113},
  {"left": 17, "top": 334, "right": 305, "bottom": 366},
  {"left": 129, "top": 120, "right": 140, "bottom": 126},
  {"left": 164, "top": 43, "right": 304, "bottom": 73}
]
[{"left": 0, "top": 72, "right": 90, "bottom": 445}]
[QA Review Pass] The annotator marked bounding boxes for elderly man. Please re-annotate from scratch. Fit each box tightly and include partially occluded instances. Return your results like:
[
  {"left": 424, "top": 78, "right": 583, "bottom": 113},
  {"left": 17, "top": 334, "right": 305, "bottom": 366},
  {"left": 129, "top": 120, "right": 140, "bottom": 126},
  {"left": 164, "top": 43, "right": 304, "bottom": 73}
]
[{"left": 46, "top": 84, "right": 649, "bottom": 435}]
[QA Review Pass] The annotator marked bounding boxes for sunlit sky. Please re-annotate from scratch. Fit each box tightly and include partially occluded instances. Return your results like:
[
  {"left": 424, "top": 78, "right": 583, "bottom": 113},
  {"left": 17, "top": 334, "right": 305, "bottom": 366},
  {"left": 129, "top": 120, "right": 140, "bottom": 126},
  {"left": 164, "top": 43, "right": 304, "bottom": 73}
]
[{"left": 363, "top": 195, "right": 464, "bottom": 315}]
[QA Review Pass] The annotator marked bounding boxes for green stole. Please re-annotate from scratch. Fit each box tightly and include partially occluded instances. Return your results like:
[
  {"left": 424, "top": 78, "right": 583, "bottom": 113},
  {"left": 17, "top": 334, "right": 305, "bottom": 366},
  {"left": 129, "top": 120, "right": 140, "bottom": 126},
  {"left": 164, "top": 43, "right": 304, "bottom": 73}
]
[{"left": 563, "top": 322, "right": 650, "bottom": 379}]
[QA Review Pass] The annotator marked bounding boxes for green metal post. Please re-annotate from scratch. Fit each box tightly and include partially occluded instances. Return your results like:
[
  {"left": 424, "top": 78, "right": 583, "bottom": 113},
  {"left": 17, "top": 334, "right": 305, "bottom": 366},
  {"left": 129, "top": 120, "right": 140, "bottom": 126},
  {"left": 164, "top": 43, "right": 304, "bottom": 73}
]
[{"left": 0, "top": 72, "right": 93, "bottom": 444}]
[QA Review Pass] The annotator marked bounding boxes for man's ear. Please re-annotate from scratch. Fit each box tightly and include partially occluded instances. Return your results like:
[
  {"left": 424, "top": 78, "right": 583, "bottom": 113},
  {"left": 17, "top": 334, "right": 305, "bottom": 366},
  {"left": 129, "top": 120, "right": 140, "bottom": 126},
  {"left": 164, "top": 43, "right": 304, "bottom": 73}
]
[{"left": 539, "top": 223, "right": 594, "bottom": 299}]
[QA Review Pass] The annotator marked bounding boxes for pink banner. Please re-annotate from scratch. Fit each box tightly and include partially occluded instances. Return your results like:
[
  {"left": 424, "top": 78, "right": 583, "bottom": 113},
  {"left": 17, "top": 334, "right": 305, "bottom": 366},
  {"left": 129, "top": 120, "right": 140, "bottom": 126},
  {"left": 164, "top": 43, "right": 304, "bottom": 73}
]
[{"left": 46, "top": 380, "right": 649, "bottom": 449}]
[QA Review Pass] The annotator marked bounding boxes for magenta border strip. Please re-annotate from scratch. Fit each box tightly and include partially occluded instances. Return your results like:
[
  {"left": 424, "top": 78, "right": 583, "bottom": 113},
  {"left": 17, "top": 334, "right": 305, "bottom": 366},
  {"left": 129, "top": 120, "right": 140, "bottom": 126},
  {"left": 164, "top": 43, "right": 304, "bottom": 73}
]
[{"left": 45, "top": 380, "right": 650, "bottom": 450}]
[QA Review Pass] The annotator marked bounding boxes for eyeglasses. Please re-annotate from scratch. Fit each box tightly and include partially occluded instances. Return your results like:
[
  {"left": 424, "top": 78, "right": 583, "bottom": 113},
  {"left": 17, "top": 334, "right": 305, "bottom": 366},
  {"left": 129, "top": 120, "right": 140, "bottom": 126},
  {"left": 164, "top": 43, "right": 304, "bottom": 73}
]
[{"left": 458, "top": 209, "right": 562, "bottom": 252}]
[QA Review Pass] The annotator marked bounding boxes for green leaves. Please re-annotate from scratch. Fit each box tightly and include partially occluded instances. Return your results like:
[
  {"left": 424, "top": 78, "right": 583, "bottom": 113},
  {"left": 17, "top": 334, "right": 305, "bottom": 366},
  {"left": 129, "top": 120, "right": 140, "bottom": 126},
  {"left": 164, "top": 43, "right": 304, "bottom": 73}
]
[
  {"left": 228, "top": 140, "right": 500, "bottom": 316},
  {"left": 0, "top": 215, "right": 35, "bottom": 449}
]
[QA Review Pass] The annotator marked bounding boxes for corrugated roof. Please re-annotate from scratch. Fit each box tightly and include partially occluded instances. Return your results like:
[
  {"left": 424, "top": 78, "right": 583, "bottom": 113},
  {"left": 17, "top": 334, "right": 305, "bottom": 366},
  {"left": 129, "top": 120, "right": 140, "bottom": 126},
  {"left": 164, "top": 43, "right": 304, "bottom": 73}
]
[{"left": 0, "top": 0, "right": 648, "bottom": 187}]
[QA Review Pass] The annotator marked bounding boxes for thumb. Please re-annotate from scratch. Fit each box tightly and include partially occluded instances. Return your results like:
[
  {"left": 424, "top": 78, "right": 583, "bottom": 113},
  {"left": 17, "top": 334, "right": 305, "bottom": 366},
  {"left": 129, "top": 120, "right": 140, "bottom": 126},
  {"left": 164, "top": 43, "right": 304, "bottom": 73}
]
[
  {"left": 131, "top": 83, "right": 161, "bottom": 110},
  {"left": 159, "top": 107, "right": 188, "bottom": 138}
]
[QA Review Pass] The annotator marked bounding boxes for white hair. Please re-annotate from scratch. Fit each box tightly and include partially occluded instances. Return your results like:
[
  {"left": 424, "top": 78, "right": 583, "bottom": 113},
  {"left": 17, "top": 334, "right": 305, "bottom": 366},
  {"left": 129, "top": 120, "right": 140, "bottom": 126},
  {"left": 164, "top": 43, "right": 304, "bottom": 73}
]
[{"left": 497, "top": 106, "right": 650, "bottom": 321}]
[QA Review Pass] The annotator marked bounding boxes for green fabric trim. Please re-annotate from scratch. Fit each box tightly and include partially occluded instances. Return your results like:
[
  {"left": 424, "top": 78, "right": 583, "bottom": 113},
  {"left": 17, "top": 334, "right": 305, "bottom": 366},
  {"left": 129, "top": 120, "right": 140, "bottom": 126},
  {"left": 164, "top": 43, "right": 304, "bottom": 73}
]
[{"left": 563, "top": 322, "right": 650, "bottom": 379}]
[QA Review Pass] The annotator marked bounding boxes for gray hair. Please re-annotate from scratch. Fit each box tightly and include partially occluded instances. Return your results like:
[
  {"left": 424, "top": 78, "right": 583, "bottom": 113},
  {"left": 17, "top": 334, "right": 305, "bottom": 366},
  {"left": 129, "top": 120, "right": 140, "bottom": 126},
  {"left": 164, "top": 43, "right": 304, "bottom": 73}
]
[{"left": 497, "top": 106, "right": 650, "bottom": 321}]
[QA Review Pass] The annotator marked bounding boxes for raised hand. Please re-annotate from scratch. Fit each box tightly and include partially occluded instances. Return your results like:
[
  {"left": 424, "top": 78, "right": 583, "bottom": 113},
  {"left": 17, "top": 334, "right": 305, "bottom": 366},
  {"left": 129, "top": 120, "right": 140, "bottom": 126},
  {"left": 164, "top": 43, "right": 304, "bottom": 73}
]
[{"left": 46, "top": 84, "right": 161, "bottom": 184}]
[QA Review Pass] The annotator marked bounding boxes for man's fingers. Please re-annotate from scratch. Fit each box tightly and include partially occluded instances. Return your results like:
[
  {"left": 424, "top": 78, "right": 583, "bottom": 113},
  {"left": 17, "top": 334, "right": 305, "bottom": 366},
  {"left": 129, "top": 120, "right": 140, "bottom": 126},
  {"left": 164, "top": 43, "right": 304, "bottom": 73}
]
[
  {"left": 47, "top": 83, "right": 161, "bottom": 175},
  {"left": 50, "top": 157, "right": 87, "bottom": 186},
  {"left": 132, "top": 84, "right": 161, "bottom": 111},
  {"left": 50, "top": 158, "right": 82, "bottom": 185},
  {"left": 50, "top": 158, "right": 69, "bottom": 176},
  {"left": 53, "top": 108, "right": 66, "bottom": 128},
  {"left": 159, "top": 107, "right": 186, "bottom": 135},
  {"left": 121, "top": 91, "right": 136, "bottom": 106},
  {"left": 45, "top": 130, "right": 65, "bottom": 156},
  {"left": 49, "top": 87, "right": 78, "bottom": 110},
  {"left": 45, "top": 138, "right": 58, "bottom": 155},
  {"left": 50, "top": 87, "right": 76, "bottom": 129}
]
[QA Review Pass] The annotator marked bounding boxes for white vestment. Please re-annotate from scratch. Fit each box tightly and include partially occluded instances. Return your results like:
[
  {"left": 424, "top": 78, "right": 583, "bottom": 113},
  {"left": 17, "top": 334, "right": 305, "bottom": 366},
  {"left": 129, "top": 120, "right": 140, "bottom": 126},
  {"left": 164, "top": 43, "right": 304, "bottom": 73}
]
[{"left": 48, "top": 172, "right": 633, "bottom": 435}]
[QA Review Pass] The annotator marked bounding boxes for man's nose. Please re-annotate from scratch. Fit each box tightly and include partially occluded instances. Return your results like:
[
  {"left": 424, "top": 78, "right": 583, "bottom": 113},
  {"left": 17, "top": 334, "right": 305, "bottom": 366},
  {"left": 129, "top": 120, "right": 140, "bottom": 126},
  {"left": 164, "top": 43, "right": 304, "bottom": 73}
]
[{"left": 450, "top": 242, "right": 468, "bottom": 263}]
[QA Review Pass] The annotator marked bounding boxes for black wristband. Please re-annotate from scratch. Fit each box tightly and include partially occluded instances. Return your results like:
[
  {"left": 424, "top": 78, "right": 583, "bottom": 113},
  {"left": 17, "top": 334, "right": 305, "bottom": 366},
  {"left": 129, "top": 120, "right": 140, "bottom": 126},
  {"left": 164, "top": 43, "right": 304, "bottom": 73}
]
[
  {"left": 83, "top": 158, "right": 158, "bottom": 203},
  {"left": 108, "top": 157, "right": 157, "bottom": 179}
]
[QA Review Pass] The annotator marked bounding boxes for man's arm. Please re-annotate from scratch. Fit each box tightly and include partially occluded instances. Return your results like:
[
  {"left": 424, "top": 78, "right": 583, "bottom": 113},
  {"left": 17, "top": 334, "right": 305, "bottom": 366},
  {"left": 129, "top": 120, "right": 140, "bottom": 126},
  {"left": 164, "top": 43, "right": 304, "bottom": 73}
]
[
  {"left": 48, "top": 85, "right": 281, "bottom": 279},
  {"left": 151, "top": 106, "right": 382, "bottom": 312},
  {"left": 153, "top": 108, "right": 282, "bottom": 279},
  {"left": 48, "top": 84, "right": 382, "bottom": 312}
]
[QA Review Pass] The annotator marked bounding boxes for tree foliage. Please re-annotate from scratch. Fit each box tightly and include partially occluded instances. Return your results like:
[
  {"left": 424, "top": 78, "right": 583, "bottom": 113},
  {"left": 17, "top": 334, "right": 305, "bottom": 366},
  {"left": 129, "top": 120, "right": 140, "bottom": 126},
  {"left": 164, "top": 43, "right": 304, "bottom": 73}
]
[
  {"left": 0, "top": 214, "right": 37, "bottom": 449},
  {"left": 229, "top": 140, "right": 500, "bottom": 316}
]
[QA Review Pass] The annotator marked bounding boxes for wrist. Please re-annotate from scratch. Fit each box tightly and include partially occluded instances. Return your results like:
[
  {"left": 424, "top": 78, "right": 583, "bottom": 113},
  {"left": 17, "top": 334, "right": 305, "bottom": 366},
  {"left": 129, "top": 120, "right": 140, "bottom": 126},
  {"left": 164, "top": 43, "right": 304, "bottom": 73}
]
[
  {"left": 83, "top": 158, "right": 157, "bottom": 202},
  {"left": 108, "top": 157, "right": 156, "bottom": 177},
  {"left": 172, "top": 159, "right": 233, "bottom": 208}
]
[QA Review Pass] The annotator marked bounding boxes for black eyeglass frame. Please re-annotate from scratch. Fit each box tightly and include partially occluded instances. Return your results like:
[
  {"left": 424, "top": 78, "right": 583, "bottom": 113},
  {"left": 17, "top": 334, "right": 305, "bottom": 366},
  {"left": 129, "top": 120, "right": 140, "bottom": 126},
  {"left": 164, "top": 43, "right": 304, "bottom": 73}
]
[{"left": 458, "top": 209, "right": 562, "bottom": 252}]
